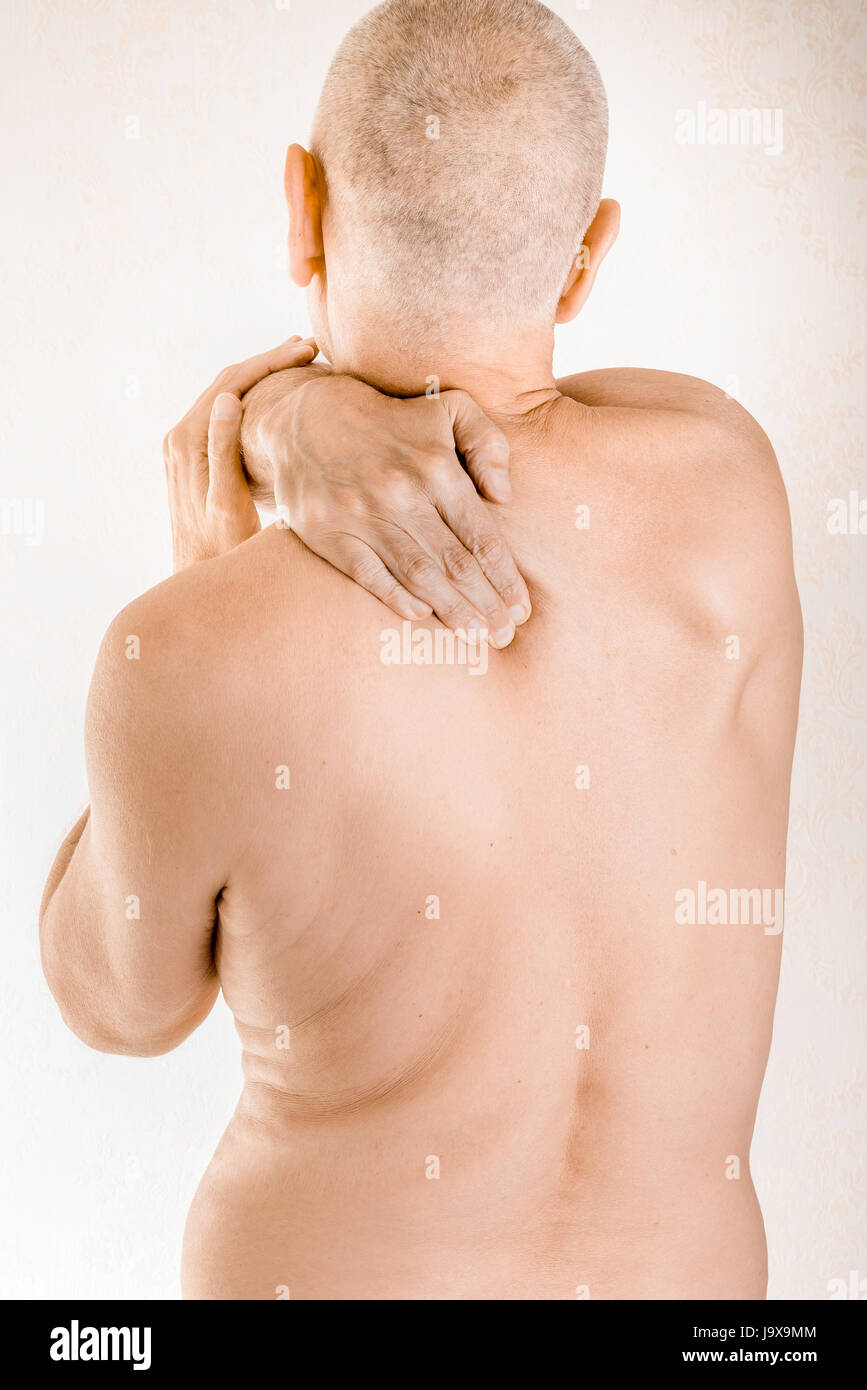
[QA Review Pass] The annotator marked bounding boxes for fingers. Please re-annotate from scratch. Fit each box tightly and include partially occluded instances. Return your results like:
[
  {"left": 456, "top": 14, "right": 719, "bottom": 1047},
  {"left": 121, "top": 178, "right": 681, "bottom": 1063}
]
[
  {"left": 328, "top": 536, "right": 434, "bottom": 623},
  {"left": 376, "top": 517, "right": 517, "bottom": 648},
  {"left": 217, "top": 336, "right": 318, "bottom": 401},
  {"left": 440, "top": 389, "right": 512, "bottom": 502},
  {"left": 436, "top": 485, "right": 532, "bottom": 628},
  {"left": 184, "top": 337, "right": 318, "bottom": 431},
  {"left": 206, "top": 393, "right": 245, "bottom": 509}
]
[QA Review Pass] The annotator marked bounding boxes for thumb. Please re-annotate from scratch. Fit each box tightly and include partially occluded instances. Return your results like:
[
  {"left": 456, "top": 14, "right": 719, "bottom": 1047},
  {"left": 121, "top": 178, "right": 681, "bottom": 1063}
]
[
  {"left": 440, "top": 389, "right": 512, "bottom": 502},
  {"left": 206, "top": 393, "right": 245, "bottom": 508}
]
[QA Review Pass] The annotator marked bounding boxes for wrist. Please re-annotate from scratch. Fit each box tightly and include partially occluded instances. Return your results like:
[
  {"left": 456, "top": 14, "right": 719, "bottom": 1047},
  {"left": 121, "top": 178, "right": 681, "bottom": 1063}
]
[
  {"left": 242, "top": 393, "right": 299, "bottom": 501},
  {"left": 241, "top": 364, "right": 334, "bottom": 499},
  {"left": 256, "top": 393, "right": 297, "bottom": 470}
]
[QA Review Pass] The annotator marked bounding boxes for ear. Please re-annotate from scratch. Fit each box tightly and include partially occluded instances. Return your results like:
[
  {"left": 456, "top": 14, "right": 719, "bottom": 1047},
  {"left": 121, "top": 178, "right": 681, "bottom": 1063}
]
[
  {"left": 284, "top": 144, "right": 325, "bottom": 288},
  {"left": 555, "top": 198, "right": 620, "bottom": 325}
]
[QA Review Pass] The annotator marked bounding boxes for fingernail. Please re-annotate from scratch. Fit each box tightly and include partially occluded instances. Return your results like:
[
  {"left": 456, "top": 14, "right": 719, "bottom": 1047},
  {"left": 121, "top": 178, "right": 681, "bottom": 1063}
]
[
  {"left": 509, "top": 604, "right": 529, "bottom": 625},
  {"left": 487, "top": 470, "right": 512, "bottom": 501},
  {"left": 407, "top": 598, "right": 431, "bottom": 619},
  {"left": 491, "top": 625, "right": 515, "bottom": 649},
  {"left": 214, "top": 393, "right": 241, "bottom": 419}
]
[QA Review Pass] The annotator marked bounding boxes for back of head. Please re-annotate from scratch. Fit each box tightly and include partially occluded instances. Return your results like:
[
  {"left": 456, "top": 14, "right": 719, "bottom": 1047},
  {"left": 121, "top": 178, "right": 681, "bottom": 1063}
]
[{"left": 313, "top": 0, "right": 608, "bottom": 342}]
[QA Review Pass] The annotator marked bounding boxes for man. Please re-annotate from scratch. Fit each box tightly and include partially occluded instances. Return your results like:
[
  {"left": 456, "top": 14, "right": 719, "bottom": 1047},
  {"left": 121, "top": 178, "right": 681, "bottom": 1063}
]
[{"left": 40, "top": 0, "right": 802, "bottom": 1299}]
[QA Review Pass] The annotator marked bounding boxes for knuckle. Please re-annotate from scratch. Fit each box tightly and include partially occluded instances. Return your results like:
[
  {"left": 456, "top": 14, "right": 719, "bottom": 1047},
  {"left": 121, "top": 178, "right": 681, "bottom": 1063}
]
[
  {"left": 418, "top": 450, "right": 455, "bottom": 486},
  {"left": 473, "top": 586, "right": 505, "bottom": 619},
  {"left": 403, "top": 552, "right": 438, "bottom": 587},
  {"left": 162, "top": 429, "right": 184, "bottom": 467},
  {"left": 441, "top": 545, "right": 478, "bottom": 583},
  {"left": 474, "top": 533, "right": 509, "bottom": 569},
  {"left": 481, "top": 602, "right": 508, "bottom": 628},
  {"left": 439, "top": 597, "right": 473, "bottom": 628},
  {"left": 481, "top": 424, "right": 509, "bottom": 453},
  {"left": 344, "top": 488, "right": 374, "bottom": 519},
  {"left": 347, "top": 553, "right": 382, "bottom": 587},
  {"left": 502, "top": 578, "right": 528, "bottom": 602},
  {"left": 382, "top": 470, "right": 419, "bottom": 508},
  {"left": 442, "top": 388, "right": 469, "bottom": 411},
  {"left": 370, "top": 572, "right": 399, "bottom": 599}
]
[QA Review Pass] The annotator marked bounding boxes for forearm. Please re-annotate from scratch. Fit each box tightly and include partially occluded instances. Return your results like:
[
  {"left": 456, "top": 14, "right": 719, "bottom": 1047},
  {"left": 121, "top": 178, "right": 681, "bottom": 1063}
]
[{"left": 240, "top": 361, "right": 333, "bottom": 501}]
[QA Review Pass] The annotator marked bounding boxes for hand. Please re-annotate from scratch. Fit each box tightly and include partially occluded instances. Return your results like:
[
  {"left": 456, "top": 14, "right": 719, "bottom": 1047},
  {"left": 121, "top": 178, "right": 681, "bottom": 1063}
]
[
  {"left": 258, "top": 375, "right": 532, "bottom": 646},
  {"left": 164, "top": 337, "right": 317, "bottom": 571}
]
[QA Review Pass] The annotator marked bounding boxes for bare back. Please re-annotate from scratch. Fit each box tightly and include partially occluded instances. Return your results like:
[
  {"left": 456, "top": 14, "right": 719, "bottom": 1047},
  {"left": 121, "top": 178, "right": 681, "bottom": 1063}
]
[{"left": 176, "top": 377, "right": 801, "bottom": 1299}]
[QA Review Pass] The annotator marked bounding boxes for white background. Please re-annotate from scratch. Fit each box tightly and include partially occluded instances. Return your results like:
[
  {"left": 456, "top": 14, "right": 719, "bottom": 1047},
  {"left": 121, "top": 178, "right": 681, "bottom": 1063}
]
[{"left": 1, "top": 0, "right": 864, "bottom": 1298}]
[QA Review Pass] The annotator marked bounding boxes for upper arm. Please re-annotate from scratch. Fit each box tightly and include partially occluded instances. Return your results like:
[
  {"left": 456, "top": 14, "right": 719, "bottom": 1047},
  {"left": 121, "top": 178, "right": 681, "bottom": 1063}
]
[{"left": 40, "top": 592, "right": 228, "bottom": 1055}]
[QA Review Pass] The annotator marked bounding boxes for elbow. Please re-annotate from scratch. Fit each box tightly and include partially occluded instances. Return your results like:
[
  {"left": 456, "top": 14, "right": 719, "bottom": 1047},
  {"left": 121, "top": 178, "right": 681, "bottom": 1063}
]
[
  {"left": 54, "top": 1001, "right": 190, "bottom": 1058},
  {"left": 43, "top": 970, "right": 189, "bottom": 1058},
  {"left": 40, "top": 902, "right": 218, "bottom": 1057},
  {"left": 40, "top": 938, "right": 195, "bottom": 1059}
]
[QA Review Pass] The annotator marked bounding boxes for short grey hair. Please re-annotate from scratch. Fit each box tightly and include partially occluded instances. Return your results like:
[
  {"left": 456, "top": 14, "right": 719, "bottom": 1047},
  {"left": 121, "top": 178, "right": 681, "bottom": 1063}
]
[{"left": 312, "top": 0, "right": 608, "bottom": 333}]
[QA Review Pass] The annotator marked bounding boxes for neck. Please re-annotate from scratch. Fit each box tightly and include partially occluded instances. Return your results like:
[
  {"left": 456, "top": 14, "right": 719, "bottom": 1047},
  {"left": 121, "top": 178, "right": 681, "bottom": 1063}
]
[{"left": 331, "top": 324, "right": 562, "bottom": 424}]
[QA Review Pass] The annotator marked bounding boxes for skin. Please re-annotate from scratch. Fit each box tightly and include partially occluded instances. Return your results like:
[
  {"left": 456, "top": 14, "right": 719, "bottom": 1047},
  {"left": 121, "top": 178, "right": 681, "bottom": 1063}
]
[
  {"left": 238, "top": 362, "right": 533, "bottom": 641},
  {"left": 40, "top": 147, "right": 802, "bottom": 1300}
]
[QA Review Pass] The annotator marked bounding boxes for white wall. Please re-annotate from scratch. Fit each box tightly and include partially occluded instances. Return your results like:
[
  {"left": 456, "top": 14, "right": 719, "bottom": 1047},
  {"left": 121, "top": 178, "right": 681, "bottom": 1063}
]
[{"left": 1, "top": 0, "right": 864, "bottom": 1299}]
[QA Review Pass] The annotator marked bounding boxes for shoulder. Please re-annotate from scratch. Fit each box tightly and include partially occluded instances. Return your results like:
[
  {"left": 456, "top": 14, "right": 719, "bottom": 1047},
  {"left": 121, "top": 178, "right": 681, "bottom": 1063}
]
[
  {"left": 86, "top": 526, "right": 326, "bottom": 764},
  {"left": 561, "top": 365, "right": 788, "bottom": 531},
  {"left": 93, "top": 559, "right": 230, "bottom": 709},
  {"left": 86, "top": 550, "right": 256, "bottom": 789},
  {"left": 557, "top": 366, "right": 759, "bottom": 425},
  {"left": 559, "top": 367, "right": 773, "bottom": 461},
  {"left": 560, "top": 369, "right": 801, "bottom": 661}
]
